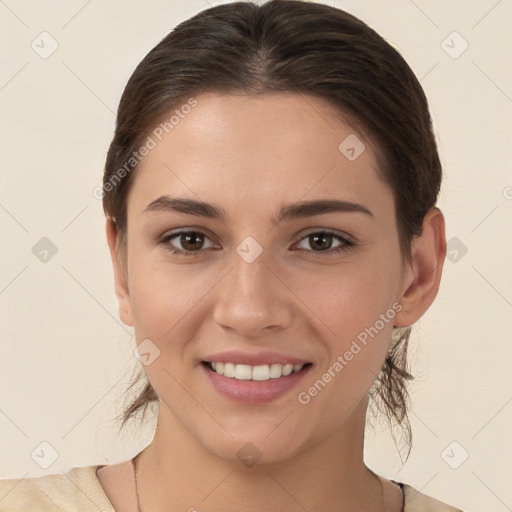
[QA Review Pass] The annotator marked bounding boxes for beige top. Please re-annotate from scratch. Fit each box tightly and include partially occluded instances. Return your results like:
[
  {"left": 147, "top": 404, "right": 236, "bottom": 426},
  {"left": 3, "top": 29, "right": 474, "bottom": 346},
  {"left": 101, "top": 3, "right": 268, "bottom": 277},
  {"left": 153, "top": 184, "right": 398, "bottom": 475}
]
[{"left": 0, "top": 465, "right": 464, "bottom": 511}]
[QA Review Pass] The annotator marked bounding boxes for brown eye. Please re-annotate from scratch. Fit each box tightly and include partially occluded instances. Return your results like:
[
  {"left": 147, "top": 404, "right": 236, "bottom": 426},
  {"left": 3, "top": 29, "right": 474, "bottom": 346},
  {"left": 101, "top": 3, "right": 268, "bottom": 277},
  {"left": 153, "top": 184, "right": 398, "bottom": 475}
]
[
  {"left": 179, "top": 232, "right": 205, "bottom": 251},
  {"left": 308, "top": 233, "right": 334, "bottom": 251},
  {"left": 295, "top": 230, "right": 353, "bottom": 254},
  {"left": 160, "top": 230, "right": 214, "bottom": 256}
]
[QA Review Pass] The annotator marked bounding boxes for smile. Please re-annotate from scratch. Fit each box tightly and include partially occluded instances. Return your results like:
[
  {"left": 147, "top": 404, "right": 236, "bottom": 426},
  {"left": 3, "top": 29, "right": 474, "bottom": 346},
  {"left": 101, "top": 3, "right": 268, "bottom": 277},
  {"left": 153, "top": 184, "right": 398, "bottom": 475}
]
[{"left": 204, "top": 361, "right": 309, "bottom": 381}]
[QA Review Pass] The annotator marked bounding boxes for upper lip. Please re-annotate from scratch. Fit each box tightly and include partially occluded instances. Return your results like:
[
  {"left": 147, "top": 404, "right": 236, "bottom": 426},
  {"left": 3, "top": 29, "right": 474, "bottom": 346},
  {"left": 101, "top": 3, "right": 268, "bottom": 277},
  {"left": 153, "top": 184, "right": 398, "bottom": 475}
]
[{"left": 202, "top": 350, "right": 310, "bottom": 366}]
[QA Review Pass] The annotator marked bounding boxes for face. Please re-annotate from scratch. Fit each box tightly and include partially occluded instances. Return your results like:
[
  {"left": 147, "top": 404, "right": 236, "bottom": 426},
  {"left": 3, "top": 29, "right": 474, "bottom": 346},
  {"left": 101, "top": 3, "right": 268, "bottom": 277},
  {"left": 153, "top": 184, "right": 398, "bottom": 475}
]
[{"left": 111, "top": 92, "right": 414, "bottom": 465}]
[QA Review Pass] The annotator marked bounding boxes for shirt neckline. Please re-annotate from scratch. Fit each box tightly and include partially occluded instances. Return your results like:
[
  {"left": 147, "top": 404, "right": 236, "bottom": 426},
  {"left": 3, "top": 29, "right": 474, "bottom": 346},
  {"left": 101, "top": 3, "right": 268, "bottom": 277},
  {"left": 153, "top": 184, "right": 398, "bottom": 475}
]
[{"left": 93, "top": 464, "right": 407, "bottom": 511}]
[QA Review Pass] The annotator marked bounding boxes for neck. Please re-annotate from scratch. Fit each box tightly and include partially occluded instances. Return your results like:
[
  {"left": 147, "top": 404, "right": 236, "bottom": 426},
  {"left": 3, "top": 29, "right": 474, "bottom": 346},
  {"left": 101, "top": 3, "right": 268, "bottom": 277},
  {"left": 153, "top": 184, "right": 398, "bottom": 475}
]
[{"left": 134, "top": 397, "right": 385, "bottom": 512}]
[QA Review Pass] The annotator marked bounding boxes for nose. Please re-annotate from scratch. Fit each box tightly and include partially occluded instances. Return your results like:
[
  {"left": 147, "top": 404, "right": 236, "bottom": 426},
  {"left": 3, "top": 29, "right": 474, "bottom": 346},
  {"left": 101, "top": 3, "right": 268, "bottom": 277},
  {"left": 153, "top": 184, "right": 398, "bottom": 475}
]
[{"left": 212, "top": 251, "right": 293, "bottom": 338}]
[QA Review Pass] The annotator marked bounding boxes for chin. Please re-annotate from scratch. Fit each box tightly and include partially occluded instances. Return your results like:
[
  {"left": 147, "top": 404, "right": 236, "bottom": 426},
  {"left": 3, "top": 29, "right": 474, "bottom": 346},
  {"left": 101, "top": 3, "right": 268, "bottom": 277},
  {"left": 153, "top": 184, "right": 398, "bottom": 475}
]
[{"left": 199, "top": 430, "right": 305, "bottom": 468}]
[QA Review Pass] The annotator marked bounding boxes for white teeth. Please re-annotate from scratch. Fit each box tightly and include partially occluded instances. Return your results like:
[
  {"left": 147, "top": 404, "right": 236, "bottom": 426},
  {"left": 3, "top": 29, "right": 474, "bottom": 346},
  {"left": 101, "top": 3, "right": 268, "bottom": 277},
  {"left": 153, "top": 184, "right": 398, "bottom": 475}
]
[
  {"left": 223, "top": 362, "right": 235, "bottom": 378},
  {"left": 252, "top": 365, "right": 270, "bottom": 381},
  {"left": 208, "top": 362, "right": 306, "bottom": 380},
  {"left": 234, "top": 364, "right": 252, "bottom": 380},
  {"left": 269, "top": 363, "right": 282, "bottom": 378},
  {"left": 282, "top": 364, "right": 293, "bottom": 376}
]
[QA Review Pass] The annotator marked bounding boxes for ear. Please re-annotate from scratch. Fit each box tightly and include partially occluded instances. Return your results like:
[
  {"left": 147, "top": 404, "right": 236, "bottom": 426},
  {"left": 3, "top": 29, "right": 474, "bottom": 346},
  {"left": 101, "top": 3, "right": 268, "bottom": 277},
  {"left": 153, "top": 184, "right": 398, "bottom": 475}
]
[
  {"left": 105, "top": 216, "right": 134, "bottom": 327},
  {"left": 394, "top": 207, "right": 446, "bottom": 327}
]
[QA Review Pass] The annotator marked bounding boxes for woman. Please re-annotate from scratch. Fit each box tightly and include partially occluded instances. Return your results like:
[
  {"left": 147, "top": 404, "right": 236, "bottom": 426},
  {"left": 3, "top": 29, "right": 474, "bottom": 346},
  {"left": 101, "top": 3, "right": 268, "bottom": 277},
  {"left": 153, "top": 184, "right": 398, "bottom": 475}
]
[{"left": 0, "top": 1, "right": 464, "bottom": 510}]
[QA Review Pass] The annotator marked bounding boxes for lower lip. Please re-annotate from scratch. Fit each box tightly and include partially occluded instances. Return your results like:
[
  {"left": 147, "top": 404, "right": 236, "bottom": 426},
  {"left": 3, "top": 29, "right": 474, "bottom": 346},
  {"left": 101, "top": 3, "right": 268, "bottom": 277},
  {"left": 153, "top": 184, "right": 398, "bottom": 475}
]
[{"left": 201, "top": 363, "right": 312, "bottom": 404}]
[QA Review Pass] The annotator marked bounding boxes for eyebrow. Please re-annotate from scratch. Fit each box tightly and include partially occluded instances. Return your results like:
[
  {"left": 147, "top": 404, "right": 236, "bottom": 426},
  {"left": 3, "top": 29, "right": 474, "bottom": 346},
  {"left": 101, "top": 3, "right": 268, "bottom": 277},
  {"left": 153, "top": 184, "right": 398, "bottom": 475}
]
[{"left": 144, "top": 196, "right": 373, "bottom": 224}]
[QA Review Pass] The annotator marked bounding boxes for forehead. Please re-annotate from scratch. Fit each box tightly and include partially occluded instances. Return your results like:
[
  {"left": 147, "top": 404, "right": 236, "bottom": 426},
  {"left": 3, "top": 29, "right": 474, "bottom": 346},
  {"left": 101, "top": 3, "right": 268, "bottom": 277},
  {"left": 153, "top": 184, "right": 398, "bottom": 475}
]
[{"left": 128, "top": 92, "right": 393, "bottom": 220}]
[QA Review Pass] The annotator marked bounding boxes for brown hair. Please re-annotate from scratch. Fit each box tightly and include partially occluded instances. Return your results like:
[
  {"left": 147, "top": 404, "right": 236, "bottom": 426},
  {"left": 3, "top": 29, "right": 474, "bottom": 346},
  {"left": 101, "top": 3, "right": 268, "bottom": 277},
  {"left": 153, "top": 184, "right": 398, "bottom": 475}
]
[{"left": 103, "top": 0, "right": 442, "bottom": 461}]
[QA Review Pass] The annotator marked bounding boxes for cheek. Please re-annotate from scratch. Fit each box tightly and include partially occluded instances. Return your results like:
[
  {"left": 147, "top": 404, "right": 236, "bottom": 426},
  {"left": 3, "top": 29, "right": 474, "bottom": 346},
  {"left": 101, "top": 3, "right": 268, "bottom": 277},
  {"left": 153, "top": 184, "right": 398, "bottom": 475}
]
[
  {"left": 292, "top": 248, "right": 400, "bottom": 391},
  {"left": 295, "top": 267, "right": 398, "bottom": 423},
  {"left": 294, "top": 253, "right": 400, "bottom": 339},
  {"left": 127, "top": 251, "right": 218, "bottom": 341},
  {"left": 127, "top": 262, "right": 216, "bottom": 397}
]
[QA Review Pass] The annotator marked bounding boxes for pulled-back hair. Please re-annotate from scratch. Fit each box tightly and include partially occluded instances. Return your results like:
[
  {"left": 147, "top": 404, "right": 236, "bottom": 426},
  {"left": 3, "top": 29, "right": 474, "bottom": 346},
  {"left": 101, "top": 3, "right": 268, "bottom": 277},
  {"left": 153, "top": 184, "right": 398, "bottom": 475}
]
[{"left": 103, "top": 0, "right": 442, "bottom": 461}]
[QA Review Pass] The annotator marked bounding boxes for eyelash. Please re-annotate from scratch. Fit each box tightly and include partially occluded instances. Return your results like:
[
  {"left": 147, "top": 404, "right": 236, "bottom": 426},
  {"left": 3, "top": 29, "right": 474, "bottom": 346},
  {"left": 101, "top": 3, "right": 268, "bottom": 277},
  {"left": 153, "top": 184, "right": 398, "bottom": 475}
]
[{"left": 159, "top": 229, "right": 355, "bottom": 257}]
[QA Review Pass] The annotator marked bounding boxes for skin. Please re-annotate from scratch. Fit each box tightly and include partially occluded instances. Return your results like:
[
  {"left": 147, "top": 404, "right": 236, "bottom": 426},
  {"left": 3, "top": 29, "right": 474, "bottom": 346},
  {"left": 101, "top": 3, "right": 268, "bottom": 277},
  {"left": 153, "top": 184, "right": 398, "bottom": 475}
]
[{"left": 99, "top": 92, "right": 446, "bottom": 512}]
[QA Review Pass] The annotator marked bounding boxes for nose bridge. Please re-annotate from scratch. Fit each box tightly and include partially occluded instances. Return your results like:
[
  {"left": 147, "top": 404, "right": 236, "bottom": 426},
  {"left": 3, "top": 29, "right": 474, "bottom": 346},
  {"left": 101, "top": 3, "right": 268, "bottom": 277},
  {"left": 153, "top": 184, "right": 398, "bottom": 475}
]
[{"left": 213, "top": 245, "right": 290, "bottom": 335}]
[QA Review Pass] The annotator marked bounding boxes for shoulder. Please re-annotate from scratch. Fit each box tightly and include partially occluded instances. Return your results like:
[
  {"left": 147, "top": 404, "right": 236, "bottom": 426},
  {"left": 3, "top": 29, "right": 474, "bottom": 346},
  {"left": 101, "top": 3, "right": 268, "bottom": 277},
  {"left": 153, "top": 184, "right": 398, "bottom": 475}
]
[
  {"left": 0, "top": 465, "right": 114, "bottom": 511},
  {"left": 402, "top": 483, "right": 465, "bottom": 512}
]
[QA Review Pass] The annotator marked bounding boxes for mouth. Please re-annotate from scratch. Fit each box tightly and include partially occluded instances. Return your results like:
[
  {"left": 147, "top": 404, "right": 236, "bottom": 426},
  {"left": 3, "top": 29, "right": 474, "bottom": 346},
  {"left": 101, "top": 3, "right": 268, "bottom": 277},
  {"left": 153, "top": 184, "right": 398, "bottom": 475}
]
[
  {"left": 201, "top": 360, "right": 313, "bottom": 403},
  {"left": 202, "top": 361, "right": 312, "bottom": 381}
]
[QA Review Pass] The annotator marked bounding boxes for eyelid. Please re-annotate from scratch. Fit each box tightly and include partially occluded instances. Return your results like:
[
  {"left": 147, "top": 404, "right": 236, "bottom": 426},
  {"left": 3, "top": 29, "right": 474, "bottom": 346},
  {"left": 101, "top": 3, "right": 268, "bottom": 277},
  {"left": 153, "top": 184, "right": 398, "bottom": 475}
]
[
  {"left": 291, "top": 229, "right": 354, "bottom": 254},
  {"left": 160, "top": 227, "right": 356, "bottom": 256},
  {"left": 295, "top": 227, "right": 355, "bottom": 243},
  {"left": 160, "top": 229, "right": 217, "bottom": 250},
  {"left": 161, "top": 226, "right": 355, "bottom": 242}
]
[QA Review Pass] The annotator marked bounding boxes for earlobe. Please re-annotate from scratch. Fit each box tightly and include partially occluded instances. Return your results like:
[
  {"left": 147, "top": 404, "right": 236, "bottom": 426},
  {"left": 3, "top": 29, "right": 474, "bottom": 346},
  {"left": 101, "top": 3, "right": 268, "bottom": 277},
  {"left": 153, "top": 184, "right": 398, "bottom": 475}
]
[
  {"left": 105, "top": 217, "right": 134, "bottom": 327},
  {"left": 394, "top": 207, "right": 446, "bottom": 328}
]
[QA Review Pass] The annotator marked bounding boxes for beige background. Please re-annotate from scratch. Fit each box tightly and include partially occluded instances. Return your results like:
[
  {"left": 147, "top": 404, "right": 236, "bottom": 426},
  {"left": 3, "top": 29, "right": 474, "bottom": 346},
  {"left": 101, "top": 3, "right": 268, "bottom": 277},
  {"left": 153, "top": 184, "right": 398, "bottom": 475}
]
[{"left": 1, "top": 1, "right": 511, "bottom": 511}]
